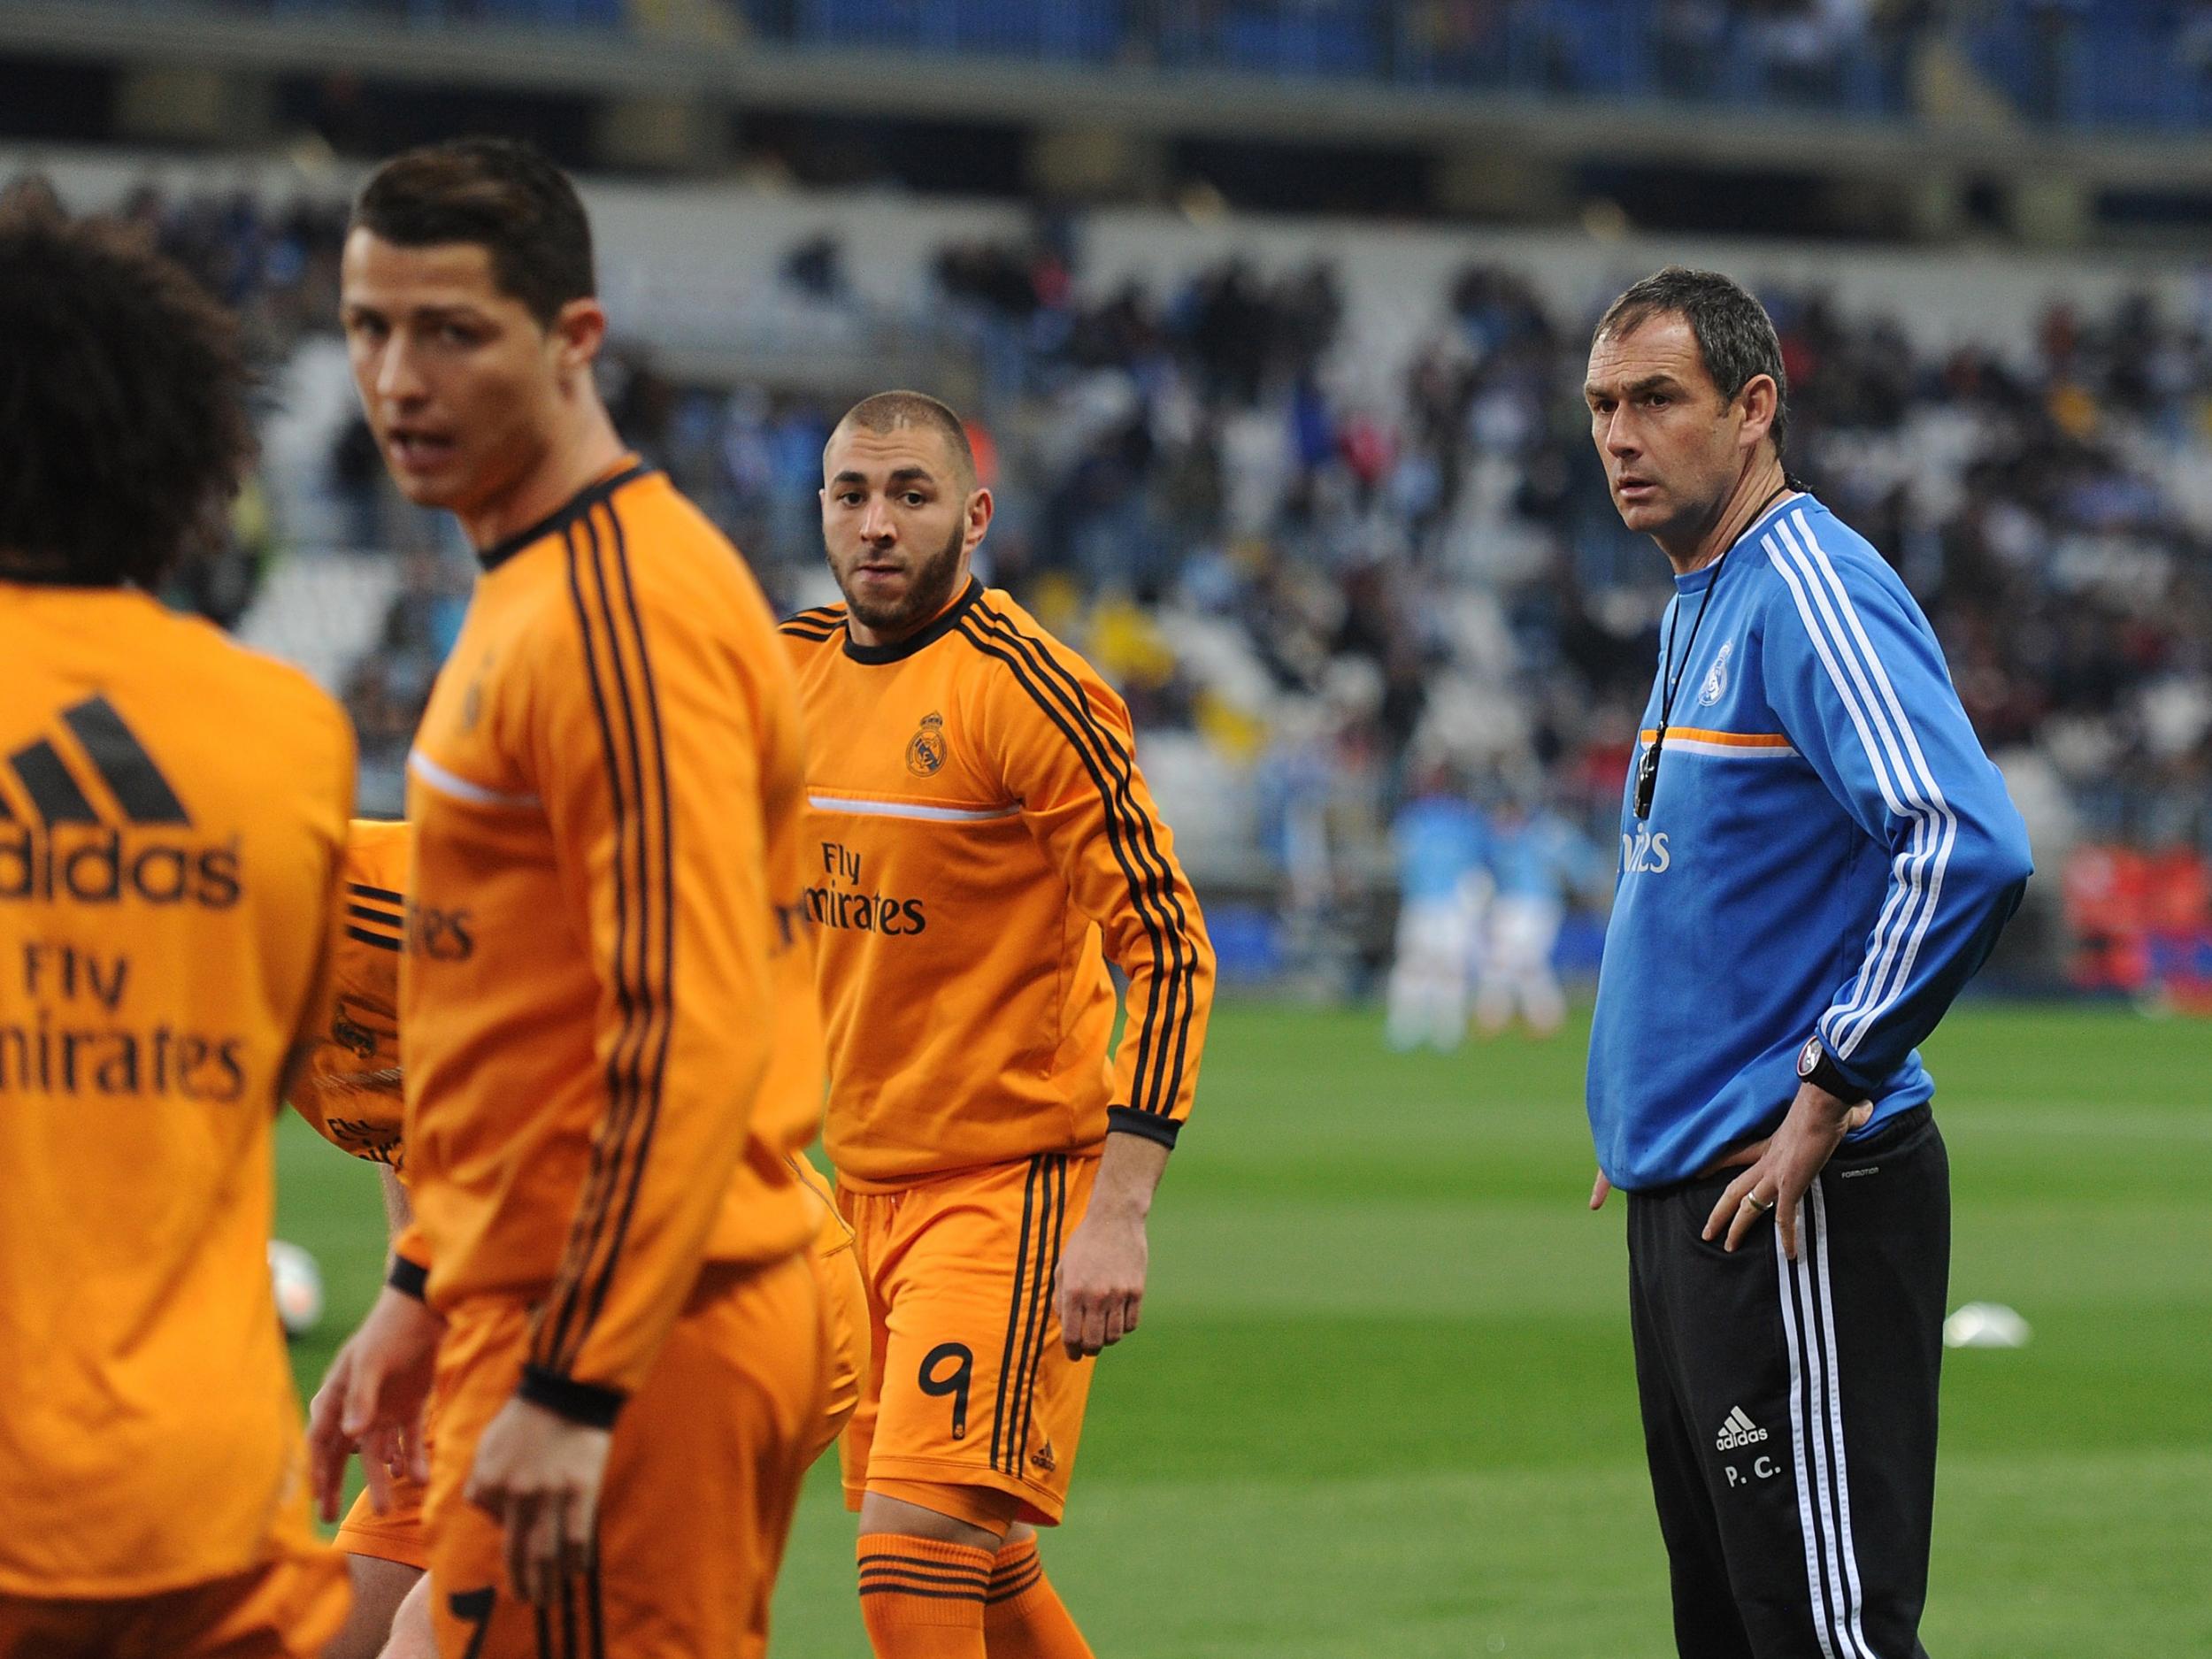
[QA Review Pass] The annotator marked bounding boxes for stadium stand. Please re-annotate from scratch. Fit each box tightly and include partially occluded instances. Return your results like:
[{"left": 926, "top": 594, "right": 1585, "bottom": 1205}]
[
  {"left": 12, "top": 153, "right": 2208, "bottom": 995},
  {"left": 30, "top": 2, "right": 2212, "bottom": 134}
]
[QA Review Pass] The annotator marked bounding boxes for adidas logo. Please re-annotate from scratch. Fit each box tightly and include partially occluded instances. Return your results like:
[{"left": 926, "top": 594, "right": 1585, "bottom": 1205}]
[
  {"left": 1716, "top": 1407, "right": 1769, "bottom": 1451},
  {"left": 1, "top": 695, "right": 240, "bottom": 909},
  {"left": 4, "top": 695, "right": 189, "bottom": 828}
]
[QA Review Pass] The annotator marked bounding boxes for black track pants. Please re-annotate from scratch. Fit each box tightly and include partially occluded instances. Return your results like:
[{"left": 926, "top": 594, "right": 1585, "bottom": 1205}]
[{"left": 1626, "top": 1107, "right": 1949, "bottom": 1659}]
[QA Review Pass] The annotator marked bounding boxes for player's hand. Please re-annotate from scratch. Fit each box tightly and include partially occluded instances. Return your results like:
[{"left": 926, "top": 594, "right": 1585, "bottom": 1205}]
[
  {"left": 307, "top": 1286, "right": 442, "bottom": 1522},
  {"left": 1588, "top": 1170, "right": 1612, "bottom": 1210},
  {"left": 1704, "top": 1085, "right": 1874, "bottom": 1259},
  {"left": 465, "top": 1397, "right": 611, "bottom": 1606},
  {"left": 1056, "top": 1203, "right": 1148, "bottom": 1360}
]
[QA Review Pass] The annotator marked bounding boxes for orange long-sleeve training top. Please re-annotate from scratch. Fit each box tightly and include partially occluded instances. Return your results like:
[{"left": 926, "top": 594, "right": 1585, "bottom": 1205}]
[
  {"left": 780, "top": 579, "right": 1213, "bottom": 1188},
  {"left": 305, "top": 819, "right": 860, "bottom": 1298},
  {"left": 0, "top": 580, "right": 354, "bottom": 1595},
  {"left": 400, "top": 462, "right": 824, "bottom": 1422}
]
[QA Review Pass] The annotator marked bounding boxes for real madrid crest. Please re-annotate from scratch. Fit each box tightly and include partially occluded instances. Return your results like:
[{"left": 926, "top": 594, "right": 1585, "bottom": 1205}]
[
  {"left": 1696, "top": 640, "right": 1733, "bottom": 708},
  {"left": 461, "top": 648, "right": 494, "bottom": 731},
  {"left": 906, "top": 711, "right": 948, "bottom": 777}
]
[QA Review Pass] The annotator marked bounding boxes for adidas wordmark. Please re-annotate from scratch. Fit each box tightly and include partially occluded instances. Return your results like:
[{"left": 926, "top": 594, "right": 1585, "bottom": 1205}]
[{"left": 1716, "top": 1407, "right": 1769, "bottom": 1451}]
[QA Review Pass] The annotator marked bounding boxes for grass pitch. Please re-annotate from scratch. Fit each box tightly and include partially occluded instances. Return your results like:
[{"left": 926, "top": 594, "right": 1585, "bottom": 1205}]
[{"left": 279, "top": 999, "right": 2211, "bottom": 1655}]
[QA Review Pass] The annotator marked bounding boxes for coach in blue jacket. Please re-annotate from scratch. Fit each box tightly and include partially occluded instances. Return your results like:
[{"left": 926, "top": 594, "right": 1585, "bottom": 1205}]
[{"left": 1581, "top": 268, "right": 2032, "bottom": 1659}]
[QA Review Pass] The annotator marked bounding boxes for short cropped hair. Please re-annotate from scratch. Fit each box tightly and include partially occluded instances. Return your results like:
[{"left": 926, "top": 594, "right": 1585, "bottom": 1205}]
[
  {"left": 351, "top": 138, "right": 594, "bottom": 328},
  {"left": 835, "top": 390, "right": 977, "bottom": 488},
  {"left": 0, "top": 204, "right": 253, "bottom": 588},
  {"left": 1594, "top": 266, "right": 1790, "bottom": 459}
]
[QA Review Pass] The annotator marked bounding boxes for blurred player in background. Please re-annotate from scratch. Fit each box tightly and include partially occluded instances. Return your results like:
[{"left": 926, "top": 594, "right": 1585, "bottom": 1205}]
[
  {"left": 784, "top": 390, "right": 1216, "bottom": 1659},
  {"left": 288, "top": 818, "right": 434, "bottom": 1659},
  {"left": 0, "top": 203, "right": 355, "bottom": 1659},
  {"left": 295, "top": 818, "right": 867, "bottom": 1659},
  {"left": 1472, "top": 787, "right": 1605, "bottom": 1039},
  {"left": 1582, "top": 268, "right": 2032, "bottom": 1657},
  {"left": 1384, "top": 761, "right": 1491, "bottom": 1052},
  {"left": 303, "top": 138, "right": 831, "bottom": 1659}
]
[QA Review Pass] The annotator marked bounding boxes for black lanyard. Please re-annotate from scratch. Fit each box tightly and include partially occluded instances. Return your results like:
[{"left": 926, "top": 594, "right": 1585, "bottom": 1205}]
[{"left": 1633, "top": 484, "right": 1790, "bottom": 821}]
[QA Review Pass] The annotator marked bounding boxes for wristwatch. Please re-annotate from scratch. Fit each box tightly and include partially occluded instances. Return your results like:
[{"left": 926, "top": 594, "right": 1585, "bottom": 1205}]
[{"left": 1795, "top": 1034, "right": 1863, "bottom": 1104}]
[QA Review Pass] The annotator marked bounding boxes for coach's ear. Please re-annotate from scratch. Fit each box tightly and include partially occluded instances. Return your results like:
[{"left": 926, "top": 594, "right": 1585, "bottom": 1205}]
[
  {"left": 549, "top": 296, "right": 609, "bottom": 380},
  {"left": 1735, "top": 373, "right": 1779, "bottom": 452}
]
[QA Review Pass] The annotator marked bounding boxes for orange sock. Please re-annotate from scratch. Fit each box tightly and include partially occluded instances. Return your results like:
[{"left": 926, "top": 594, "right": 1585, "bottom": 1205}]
[
  {"left": 984, "top": 1536, "right": 1094, "bottom": 1659},
  {"left": 857, "top": 1533, "right": 992, "bottom": 1658}
]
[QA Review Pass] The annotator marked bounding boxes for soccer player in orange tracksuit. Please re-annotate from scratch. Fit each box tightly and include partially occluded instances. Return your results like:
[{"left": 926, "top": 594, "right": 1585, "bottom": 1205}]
[
  {"left": 785, "top": 391, "right": 1216, "bottom": 1659},
  {"left": 288, "top": 818, "right": 434, "bottom": 1659},
  {"left": 0, "top": 207, "right": 355, "bottom": 1659},
  {"left": 296, "top": 820, "right": 868, "bottom": 1659},
  {"left": 301, "top": 139, "right": 831, "bottom": 1659}
]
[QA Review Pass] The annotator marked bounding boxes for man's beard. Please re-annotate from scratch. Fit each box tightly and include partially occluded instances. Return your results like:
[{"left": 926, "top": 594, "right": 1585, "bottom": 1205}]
[{"left": 840, "top": 519, "right": 966, "bottom": 637}]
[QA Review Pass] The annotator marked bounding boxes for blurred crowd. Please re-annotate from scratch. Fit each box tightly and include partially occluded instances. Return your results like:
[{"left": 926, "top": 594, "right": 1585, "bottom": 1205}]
[
  {"left": 350, "top": 234, "right": 2212, "bottom": 997},
  {"left": 565, "top": 221, "right": 2212, "bottom": 883},
  {"left": 184, "top": 1, "right": 2212, "bottom": 133},
  {"left": 41, "top": 173, "right": 2210, "bottom": 987}
]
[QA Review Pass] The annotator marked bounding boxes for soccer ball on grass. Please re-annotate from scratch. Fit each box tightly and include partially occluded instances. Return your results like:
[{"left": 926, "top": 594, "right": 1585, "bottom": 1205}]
[{"left": 268, "top": 1239, "right": 325, "bottom": 1340}]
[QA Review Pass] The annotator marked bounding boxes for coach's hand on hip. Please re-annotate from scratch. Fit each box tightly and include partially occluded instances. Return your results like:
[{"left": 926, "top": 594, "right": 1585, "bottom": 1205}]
[
  {"left": 1705, "top": 1083, "right": 1875, "bottom": 1259},
  {"left": 466, "top": 1397, "right": 611, "bottom": 1605}
]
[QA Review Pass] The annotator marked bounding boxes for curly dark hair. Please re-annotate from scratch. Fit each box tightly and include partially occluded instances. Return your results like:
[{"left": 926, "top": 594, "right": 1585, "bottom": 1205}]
[
  {"left": 351, "top": 138, "right": 595, "bottom": 329},
  {"left": 0, "top": 201, "right": 254, "bottom": 588}
]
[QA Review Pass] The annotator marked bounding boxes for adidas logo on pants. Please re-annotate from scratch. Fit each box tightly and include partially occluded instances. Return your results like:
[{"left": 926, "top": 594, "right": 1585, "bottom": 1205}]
[
  {"left": 1715, "top": 1407, "right": 1769, "bottom": 1450},
  {"left": 1626, "top": 1107, "right": 1948, "bottom": 1658}
]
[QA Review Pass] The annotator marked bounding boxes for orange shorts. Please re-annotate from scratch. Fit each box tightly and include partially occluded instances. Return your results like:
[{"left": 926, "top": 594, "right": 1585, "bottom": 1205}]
[
  {"left": 0, "top": 1545, "right": 350, "bottom": 1659},
  {"left": 425, "top": 1251, "right": 823, "bottom": 1659},
  {"left": 333, "top": 1468, "right": 430, "bottom": 1573},
  {"left": 333, "top": 1394, "right": 439, "bottom": 1573},
  {"left": 839, "top": 1153, "right": 1099, "bottom": 1527},
  {"left": 331, "top": 1234, "right": 853, "bottom": 1582},
  {"left": 809, "top": 1228, "right": 871, "bottom": 1467}
]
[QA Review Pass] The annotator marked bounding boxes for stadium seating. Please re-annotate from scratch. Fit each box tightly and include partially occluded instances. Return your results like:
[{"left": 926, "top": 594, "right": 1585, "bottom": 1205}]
[
  {"left": 22, "top": 154, "right": 2207, "bottom": 986},
  {"left": 56, "top": 0, "right": 2212, "bottom": 133}
]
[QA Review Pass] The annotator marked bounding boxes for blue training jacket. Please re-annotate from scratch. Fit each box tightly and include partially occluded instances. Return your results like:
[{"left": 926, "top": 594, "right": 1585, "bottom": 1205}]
[{"left": 1586, "top": 494, "right": 2033, "bottom": 1191}]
